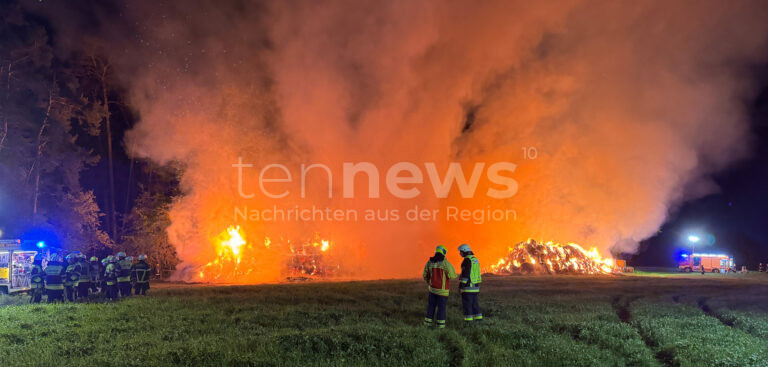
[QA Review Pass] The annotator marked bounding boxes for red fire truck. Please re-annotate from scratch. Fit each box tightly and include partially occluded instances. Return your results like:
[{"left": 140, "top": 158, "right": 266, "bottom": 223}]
[
  {"left": 678, "top": 253, "right": 734, "bottom": 273},
  {"left": 0, "top": 239, "right": 38, "bottom": 293}
]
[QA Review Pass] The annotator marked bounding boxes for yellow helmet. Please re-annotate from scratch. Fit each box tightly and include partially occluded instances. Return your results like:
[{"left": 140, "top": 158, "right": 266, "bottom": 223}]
[{"left": 435, "top": 245, "right": 447, "bottom": 255}]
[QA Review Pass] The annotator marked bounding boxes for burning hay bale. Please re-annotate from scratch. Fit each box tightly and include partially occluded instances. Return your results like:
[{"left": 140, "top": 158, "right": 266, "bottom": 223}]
[
  {"left": 285, "top": 239, "right": 338, "bottom": 281},
  {"left": 197, "top": 225, "right": 339, "bottom": 283},
  {"left": 490, "top": 239, "right": 614, "bottom": 275}
]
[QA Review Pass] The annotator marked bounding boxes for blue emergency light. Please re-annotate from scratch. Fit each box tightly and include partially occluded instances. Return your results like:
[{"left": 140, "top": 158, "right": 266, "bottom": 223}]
[{"left": 36, "top": 241, "right": 45, "bottom": 248}]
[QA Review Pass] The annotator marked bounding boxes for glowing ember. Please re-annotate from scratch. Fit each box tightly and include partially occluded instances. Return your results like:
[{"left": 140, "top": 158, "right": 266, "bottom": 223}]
[{"left": 490, "top": 239, "right": 614, "bottom": 275}]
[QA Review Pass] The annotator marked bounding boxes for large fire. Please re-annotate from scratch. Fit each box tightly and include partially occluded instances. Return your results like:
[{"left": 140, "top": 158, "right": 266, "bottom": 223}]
[
  {"left": 197, "top": 225, "right": 339, "bottom": 283},
  {"left": 490, "top": 239, "right": 615, "bottom": 275}
]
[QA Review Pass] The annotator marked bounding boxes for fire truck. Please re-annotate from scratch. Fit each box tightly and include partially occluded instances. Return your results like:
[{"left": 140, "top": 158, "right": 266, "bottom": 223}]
[
  {"left": 678, "top": 253, "right": 734, "bottom": 273},
  {"left": 0, "top": 240, "right": 39, "bottom": 293}
]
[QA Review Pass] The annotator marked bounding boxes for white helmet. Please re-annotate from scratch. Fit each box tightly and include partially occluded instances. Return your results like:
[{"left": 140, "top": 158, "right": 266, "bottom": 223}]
[
  {"left": 138, "top": 254, "right": 147, "bottom": 261},
  {"left": 458, "top": 244, "right": 472, "bottom": 253}
]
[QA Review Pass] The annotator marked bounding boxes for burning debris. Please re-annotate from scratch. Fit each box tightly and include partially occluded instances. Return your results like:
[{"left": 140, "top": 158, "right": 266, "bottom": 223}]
[
  {"left": 490, "top": 239, "right": 614, "bottom": 275},
  {"left": 285, "top": 237, "right": 337, "bottom": 281},
  {"left": 197, "top": 225, "right": 339, "bottom": 283}
]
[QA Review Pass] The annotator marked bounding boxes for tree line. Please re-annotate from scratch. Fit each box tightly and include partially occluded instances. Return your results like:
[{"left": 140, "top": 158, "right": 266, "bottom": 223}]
[{"left": 0, "top": 2, "right": 179, "bottom": 274}]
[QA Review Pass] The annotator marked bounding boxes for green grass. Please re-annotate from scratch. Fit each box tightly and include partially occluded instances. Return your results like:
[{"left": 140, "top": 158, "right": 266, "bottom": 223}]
[
  {"left": 0, "top": 274, "right": 766, "bottom": 366},
  {"left": 631, "top": 300, "right": 768, "bottom": 366}
]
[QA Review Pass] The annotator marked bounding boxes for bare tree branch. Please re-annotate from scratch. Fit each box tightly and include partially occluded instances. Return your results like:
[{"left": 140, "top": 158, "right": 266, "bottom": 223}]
[
  {"left": 32, "top": 74, "right": 55, "bottom": 216},
  {"left": 0, "top": 122, "right": 6, "bottom": 153}
]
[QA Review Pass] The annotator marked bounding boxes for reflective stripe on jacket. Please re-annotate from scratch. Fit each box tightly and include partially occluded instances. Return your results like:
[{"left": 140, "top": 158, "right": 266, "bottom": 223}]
[
  {"left": 78, "top": 261, "right": 91, "bottom": 283},
  {"left": 90, "top": 262, "right": 103, "bottom": 282},
  {"left": 105, "top": 263, "right": 118, "bottom": 285},
  {"left": 422, "top": 255, "right": 457, "bottom": 296},
  {"left": 30, "top": 264, "right": 44, "bottom": 289},
  {"left": 117, "top": 259, "right": 132, "bottom": 282},
  {"left": 132, "top": 261, "right": 151, "bottom": 283},
  {"left": 44, "top": 262, "right": 66, "bottom": 290},
  {"left": 460, "top": 254, "right": 482, "bottom": 293},
  {"left": 64, "top": 264, "right": 80, "bottom": 287}
]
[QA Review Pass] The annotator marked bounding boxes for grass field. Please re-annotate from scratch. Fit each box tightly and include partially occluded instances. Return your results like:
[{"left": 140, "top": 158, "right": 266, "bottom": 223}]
[{"left": 0, "top": 272, "right": 767, "bottom": 366}]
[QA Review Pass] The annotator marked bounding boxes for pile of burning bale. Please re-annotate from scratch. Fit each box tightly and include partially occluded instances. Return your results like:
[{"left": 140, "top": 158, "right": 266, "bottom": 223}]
[
  {"left": 490, "top": 239, "right": 613, "bottom": 275},
  {"left": 285, "top": 238, "right": 339, "bottom": 281}
]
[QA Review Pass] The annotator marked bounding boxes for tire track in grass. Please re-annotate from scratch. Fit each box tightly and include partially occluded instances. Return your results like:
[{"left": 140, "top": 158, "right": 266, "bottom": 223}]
[
  {"left": 697, "top": 297, "right": 734, "bottom": 327},
  {"left": 437, "top": 331, "right": 467, "bottom": 367},
  {"left": 631, "top": 299, "right": 768, "bottom": 366},
  {"left": 611, "top": 295, "right": 672, "bottom": 367}
]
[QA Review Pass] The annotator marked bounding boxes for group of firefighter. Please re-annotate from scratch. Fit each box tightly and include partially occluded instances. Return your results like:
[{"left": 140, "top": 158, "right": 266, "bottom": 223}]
[
  {"left": 27, "top": 251, "right": 152, "bottom": 303},
  {"left": 422, "top": 244, "right": 483, "bottom": 328}
]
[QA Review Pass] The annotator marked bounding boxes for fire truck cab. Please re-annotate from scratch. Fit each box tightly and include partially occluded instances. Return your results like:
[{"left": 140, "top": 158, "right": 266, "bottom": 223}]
[
  {"left": 0, "top": 240, "right": 38, "bottom": 293},
  {"left": 678, "top": 253, "right": 734, "bottom": 273}
]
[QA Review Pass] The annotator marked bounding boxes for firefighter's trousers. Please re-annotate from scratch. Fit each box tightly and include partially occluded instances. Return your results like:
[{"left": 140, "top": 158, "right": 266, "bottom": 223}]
[
  {"left": 65, "top": 286, "right": 77, "bottom": 302},
  {"left": 424, "top": 293, "right": 448, "bottom": 328},
  {"left": 118, "top": 281, "right": 132, "bottom": 297},
  {"left": 461, "top": 292, "right": 483, "bottom": 322},
  {"left": 77, "top": 282, "right": 90, "bottom": 299},
  {"left": 105, "top": 284, "right": 119, "bottom": 301},
  {"left": 46, "top": 289, "right": 64, "bottom": 303},
  {"left": 30, "top": 288, "right": 44, "bottom": 303},
  {"left": 134, "top": 282, "right": 149, "bottom": 295}
]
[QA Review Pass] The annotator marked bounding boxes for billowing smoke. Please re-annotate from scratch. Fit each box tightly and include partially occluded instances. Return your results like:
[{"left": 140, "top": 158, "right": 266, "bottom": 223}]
[{"left": 61, "top": 0, "right": 768, "bottom": 280}]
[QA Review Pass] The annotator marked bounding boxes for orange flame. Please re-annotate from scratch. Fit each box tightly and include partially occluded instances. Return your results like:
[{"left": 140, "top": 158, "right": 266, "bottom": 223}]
[
  {"left": 490, "top": 239, "right": 615, "bottom": 275},
  {"left": 197, "top": 225, "right": 337, "bottom": 283},
  {"left": 220, "top": 225, "right": 246, "bottom": 262}
]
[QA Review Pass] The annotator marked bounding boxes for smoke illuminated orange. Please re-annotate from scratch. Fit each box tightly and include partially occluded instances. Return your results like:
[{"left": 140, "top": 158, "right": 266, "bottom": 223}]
[{"left": 119, "top": 1, "right": 768, "bottom": 284}]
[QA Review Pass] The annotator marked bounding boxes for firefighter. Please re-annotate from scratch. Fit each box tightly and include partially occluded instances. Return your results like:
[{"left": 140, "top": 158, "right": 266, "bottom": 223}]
[
  {"left": 44, "top": 254, "right": 66, "bottom": 303},
  {"left": 116, "top": 252, "right": 133, "bottom": 298},
  {"left": 89, "top": 256, "right": 103, "bottom": 293},
  {"left": 64, "top": 254, "right": 81, "bottom": 302},
  {"left": 422, "top": 245, "right": 457, "bottom": 328},
  {"left": 132, "top": 254, "right": 151, "bottom": 295},
  {"left": 458, "top": 244, "right": 483, "bottom": 323},
  {"left": 29, "top": 254, "right": 45, "bottom": 303},
  {"left": 100, "top": 258, "right": 109, "bottom": 291},
  {"left": 104, "top": 256, "right": 119, "bottom": 301},
  {"left": 760, "top": 263, "right": 764, "bottom": 272},
  {"left": 76, "top": 254, "right": 91, "bottom": 299}
]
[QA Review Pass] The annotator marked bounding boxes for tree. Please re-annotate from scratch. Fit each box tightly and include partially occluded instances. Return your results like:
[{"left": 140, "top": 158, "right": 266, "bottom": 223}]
[
  {"left": 0, "top": 2, "right": 111, "bottom": 253},
  {"left": 55, "top": 190, "right": 113, "bottom": 255},
  {"left": 86, "top": 56, "right": 118, "bottom": 242},
  {"left": 121, "top": 188, "right": 180, "bottom": 276}
]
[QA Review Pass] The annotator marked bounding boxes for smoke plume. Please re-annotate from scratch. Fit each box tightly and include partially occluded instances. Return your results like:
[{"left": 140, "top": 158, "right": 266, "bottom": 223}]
[{"left": 52, "top": 0, "right": 768, "bottom": 280}]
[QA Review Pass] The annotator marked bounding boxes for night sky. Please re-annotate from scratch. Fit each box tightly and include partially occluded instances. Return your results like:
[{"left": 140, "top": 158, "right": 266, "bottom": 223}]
[{"left": 633, "top": 67, "right": 768, "bottom": 268}]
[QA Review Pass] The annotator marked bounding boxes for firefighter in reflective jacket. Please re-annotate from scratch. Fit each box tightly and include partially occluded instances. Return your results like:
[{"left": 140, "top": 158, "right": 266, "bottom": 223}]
[
  {"left": 30, "top": 255, "right": 45, "bottom": 303},
  {"left": 64, "top": 254, "right": 81, "bottom": 302},
  {"left": 76, "top": 254, "right": 91, "bottom": 299},
  {"left": 458, "top": 244, "right": 483, "bottom": 323},
  {"left": 44, "top": 254, "right": 66, "bottom": 303},
  {"left": 132, "top": 254, "right": 151, "bottom": 295},
  {"left": 89, "top": 256, "right": 103, "bottom": 293},
  {"left": 422, "top": 245, "right": 457, "bottom": 328},
  {"left": 116, "top": 252, "right": 133, "bottom": 298},
  {"left": 104, "top": 256, "right": 119, "bottom": 301}
]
